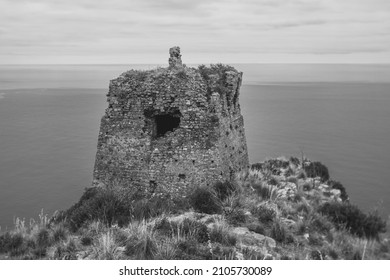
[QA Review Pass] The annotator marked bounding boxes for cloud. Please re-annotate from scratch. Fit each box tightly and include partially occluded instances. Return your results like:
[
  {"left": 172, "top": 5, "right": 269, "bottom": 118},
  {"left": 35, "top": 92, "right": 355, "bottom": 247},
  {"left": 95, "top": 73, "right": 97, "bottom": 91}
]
[{"left": 0, "top": 0, "right": 389, "bottom": 63}]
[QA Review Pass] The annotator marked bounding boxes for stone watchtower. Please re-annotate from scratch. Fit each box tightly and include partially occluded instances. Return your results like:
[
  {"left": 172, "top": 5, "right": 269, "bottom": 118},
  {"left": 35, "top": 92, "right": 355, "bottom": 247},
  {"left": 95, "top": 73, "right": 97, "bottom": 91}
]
[{"left": 93, "top": 47, "right": 249, "bottom": 198}]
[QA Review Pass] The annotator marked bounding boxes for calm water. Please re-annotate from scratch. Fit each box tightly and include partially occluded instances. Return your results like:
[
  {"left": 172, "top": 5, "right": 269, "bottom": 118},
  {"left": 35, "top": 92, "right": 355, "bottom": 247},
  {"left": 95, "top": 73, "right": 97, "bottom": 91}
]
[{"left": 1, "top": 64, "right": 390, "bottom": 229}]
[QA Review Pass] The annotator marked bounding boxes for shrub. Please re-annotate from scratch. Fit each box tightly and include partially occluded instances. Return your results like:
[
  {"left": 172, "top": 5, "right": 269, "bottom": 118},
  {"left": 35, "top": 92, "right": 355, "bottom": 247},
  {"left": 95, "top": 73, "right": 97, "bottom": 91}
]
[
  {"left": 154, "top": 217, "right": 175, "bottom": 236},
  {"left": 310, "top": 249, "right": 325, "bottom": 260},
  {"left": 176, "top": 239, "right": 211, "bottom": 260},
  {"left": 213, "top": 181, "right": 237, "bottom": 201},
  {"left": 251, "top": 163, "right": 263, "bottom": 170},
  {"left": 156, "top": 217, "right": 209, "bottom": 242},
  {"left": 270, "top": 219, "right": 293, "bottom": 243},
  {"left": 189, "top": 187, "right": 222, "bottom": 214},
  {"left": 253, "top": 183, "right": 278, "bottom": 200},
  {"left": 327, "top": 248, "right": 339, "bottom": 260},
  {"left": 33, "top": 247, "right": 47, "bottom": 258},
  {"left": 304, "top": 161, "right": 329, "bottom": 182},
  {"left": 36, "top": 228, "right": 51, "bottom": 248},
  {"left": 308, "top": 213, "right": 333, "bottom": 234},
  {"left": 125, "top": 234, "right": 157, "bottom": 260},
  {"left": 319, "top": 202, "right": 386, "bottom": 239},
  {"left": 297, "top": 170, "right": 307, "bottom": 180},
  {"left": 255, "top": 204, "right": 276, "bottom": 224},
  {"left": 265, "top": 158, "right": 290, "bottom": 170},
  {"left": 81, "top": 236, "right": 93, "bottom": 246},
  {"left": 53, "top": 225, "right": 67, "bottom": 242},
  {"left": 179, "top": 218, "right": 209, "bottom": 243},
  {"left": 295, "top": 201, "right": 311, "bottom": 214},
  {"left": 0, "top": 232, "right": 12, "bottom": 253},
  {"left": 177, "top": 238, "right": 198, "bottom": 257},
  {"left": 212, "top": 245, "right": 236, "bottom": 260},
  {"left": 289, "top": 156, "right": 300, "bottom": 166},
  {"left": 54, "top": 239, "right": 78, "bottom": 260},
  {"left": 92, "top": 231, "right": 121, "bottom": 260},
  {"left": 308, "top": 232, "right": 323, "bottom": 246},
  {"left": 154, "top": 240, "right": 178, "bottom": 260},
  {"left": 329, "top": 180, "right": 349, "bottom": 201},
  {"left": 64, "top": 187, "right": 133, "bottom": 231},
  {"left": 270, "top": 220, "right": 287, "bottom": 243},
  {"left": 364, "top": 211, "right": 387, "bottom": 239},
  {"left": 268, "top": 177, "right": 279, "bottom": 186},
  {"left": 209, "top": 224, "right": 237, "bottom": 246},
  {"left": 225, "top": 208, "right": 247, "bottom": 226},
  {"left": 295, "top": 220, "right": 307, "bottom": 235},
  {"left": 0, "top": 232, "right": 25, "bottom": 255},
  {"left": 131, "top": 195, "right": 177, "bottom": 221}
]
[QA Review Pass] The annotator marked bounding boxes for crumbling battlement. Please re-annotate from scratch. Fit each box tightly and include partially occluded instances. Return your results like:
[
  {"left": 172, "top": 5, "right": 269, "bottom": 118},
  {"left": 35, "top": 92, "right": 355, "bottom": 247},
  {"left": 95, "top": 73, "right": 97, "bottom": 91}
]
[{"left": 93, "top": 47, "right": 249, "bottom": 198}]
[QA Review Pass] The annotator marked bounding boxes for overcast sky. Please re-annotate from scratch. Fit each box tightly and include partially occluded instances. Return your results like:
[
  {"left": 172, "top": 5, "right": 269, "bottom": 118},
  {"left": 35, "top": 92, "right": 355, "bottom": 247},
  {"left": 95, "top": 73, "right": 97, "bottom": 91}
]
[{"left": 1, "top": 0, "right": 389, "bottom": 64}]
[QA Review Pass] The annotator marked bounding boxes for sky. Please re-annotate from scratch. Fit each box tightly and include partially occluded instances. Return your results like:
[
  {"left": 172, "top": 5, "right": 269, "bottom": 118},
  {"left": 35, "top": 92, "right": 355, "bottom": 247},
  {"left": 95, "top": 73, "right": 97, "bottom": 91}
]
[{"left": 0, "top": 0, "right": 389, "bottom": 64}]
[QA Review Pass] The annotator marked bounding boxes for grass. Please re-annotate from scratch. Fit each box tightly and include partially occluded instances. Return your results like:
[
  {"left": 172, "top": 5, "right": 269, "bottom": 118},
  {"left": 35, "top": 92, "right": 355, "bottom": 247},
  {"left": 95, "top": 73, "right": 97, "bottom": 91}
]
[
  {"left": 189, "top": 187, "right": 222, "bottom": 214},
  {"left": 1, "top": 157, "right": 388, "bottom": 260},
  {"left": 124, "top": 221, "right": 157, "bottom": 260},
  {"left": 91, "top": 231, "right": 121, "bottom": 260}
]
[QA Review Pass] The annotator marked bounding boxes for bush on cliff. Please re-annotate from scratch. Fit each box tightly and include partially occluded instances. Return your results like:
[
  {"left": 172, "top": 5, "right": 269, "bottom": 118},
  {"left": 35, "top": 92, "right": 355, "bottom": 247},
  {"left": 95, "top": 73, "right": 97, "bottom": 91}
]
[
  {"left": 189, "top": 187, "right": 222, "bottom": 214},
  {"left": 213, "top": 181, "right": 237, "bottom": 201},
  {"left": 61, "top": 185, "right": 193, "bottom": 231},
  {"left": 319, "top": 202, "right": 386, "bottom": 239},
  {"left": 0, "top": 232, "right": 25, "bottom": 256},
  {"left": 64, "top": 187, "right": 132, "bottom": 231},
  {"left": 329, "top": 180, "right": 349, "bottom": 201},
  {"left": 304, "top": 161, "right": 329, "bottom": 182}
]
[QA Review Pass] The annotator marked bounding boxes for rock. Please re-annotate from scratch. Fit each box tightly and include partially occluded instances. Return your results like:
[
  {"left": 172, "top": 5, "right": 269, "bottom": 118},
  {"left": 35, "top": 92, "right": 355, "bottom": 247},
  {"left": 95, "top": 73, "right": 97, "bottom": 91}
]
[
  {"left": 232, "top": 227, "right": 276, "bottom": 248},
  {"left": 318, "top": 184, "right": 330, "bottom": 191},
  {"left": 330, "top": 189, "right": 341, "bottom": 196},
  {"left": 277, "top": 182, "right": 297, "bottom": 199}
]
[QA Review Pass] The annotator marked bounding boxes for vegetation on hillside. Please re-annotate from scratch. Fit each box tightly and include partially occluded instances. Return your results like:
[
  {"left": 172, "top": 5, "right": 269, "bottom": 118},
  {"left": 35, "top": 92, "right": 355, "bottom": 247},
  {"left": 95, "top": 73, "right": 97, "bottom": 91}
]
[{"left": 1, "top": 157, "right": 389, "bottom": 260}]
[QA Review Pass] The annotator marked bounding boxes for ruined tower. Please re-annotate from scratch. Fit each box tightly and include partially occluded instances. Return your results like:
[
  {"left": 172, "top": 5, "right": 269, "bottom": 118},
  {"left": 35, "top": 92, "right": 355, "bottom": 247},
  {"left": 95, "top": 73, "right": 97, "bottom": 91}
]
[{"left": 93, "top": 47, "right": 249, "bottom": 198}]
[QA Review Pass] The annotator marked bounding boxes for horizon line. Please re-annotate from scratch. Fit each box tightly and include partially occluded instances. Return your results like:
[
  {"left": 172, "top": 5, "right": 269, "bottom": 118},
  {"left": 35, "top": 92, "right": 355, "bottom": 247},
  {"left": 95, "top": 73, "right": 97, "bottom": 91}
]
[{"left": 1, "top": 62, "right": 390, "bottom": 66}]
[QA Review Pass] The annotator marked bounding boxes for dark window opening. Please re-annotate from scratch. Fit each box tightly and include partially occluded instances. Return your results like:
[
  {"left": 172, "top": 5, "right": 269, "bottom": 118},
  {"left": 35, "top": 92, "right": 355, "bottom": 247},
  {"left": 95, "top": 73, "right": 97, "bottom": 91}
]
[{"left": 155, "top": 113, "right": 181, "bottom": 137}]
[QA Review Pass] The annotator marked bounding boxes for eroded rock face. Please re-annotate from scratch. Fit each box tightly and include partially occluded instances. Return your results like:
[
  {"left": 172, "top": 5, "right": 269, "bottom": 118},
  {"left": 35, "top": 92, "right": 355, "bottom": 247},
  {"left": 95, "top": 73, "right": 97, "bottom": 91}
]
[
  {"left": 231, "top": 227, "right": 276, "bottom": 248},
  {"left": 93, "top": 47, "right": 249, "bottom": 198}
]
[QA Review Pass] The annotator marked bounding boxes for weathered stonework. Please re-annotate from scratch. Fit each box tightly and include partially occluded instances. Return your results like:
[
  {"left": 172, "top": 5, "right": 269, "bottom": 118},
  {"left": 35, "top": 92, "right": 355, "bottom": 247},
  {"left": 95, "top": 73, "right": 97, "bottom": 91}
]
[{"left": 93, "top": 47, "right": 249, "bottom": 198}]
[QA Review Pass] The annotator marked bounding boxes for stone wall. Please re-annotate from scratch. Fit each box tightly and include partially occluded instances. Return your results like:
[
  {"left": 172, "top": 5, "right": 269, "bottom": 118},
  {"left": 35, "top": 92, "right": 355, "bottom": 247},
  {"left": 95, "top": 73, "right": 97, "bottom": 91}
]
[{"left": 93, "top": 47, "right": 249, "bottom": 198}]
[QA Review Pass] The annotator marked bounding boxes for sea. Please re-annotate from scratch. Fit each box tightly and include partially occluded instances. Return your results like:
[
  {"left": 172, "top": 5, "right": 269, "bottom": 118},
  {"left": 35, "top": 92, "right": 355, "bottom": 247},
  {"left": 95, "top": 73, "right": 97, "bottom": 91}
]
[{"left": 1, "top": 64, "right": 390, "bottom": 230}]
